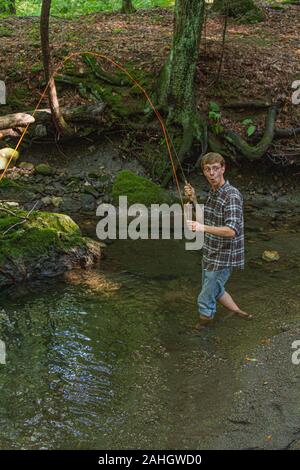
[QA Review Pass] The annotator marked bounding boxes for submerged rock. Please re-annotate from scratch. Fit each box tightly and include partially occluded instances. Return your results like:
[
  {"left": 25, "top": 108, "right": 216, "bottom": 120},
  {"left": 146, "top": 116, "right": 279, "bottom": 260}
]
[
  {"left": 35, "top": 163, "right": 54, "bottom": 176},
  {"left": 41, "top": 196, "right": 63, "bottom": 208},
  {"left": 262, "top": 250, "right": 280, "bottom": 262},
  {"left": 19, "top": 162, "right": 35, "bottom": 171},
  {"left": 0, "top": 208, "right": 101, "bottom": 287}
]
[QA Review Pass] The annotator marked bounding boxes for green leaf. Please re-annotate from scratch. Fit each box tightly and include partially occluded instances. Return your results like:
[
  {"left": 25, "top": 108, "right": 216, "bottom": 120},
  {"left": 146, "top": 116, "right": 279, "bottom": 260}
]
[
  {"left": 247, "top": 125, "right": 256, "bottom": 137},
  {"left": 215, "top": 124, "right": 224, "bottom": 135},
  {"left": 242, "top": 118, "right": 253, "bottom": 126},
  {"left": 209, "top": 111, "right": 220, "bottom": 121},
  {"left": 209, "top": 101, "right": 220, "bottom": 113}
]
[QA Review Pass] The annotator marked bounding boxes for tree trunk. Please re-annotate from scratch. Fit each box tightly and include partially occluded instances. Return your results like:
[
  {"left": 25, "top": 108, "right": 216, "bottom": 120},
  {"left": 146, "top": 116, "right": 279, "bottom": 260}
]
[
  {"left": 0, "top": 1, "right": 16, "bottom": 14},
  {"left": 154, "top": 0, "right": 206, "bottom": 184},
  {"left": 121, "top": 0, "right": 136, "bottom": 14},
  {"left": 212, "top": 0, "right": 262, "bottom": 20},
  {"left": 156, "top": 0, "right": 205, "bottom": 117},
  {"left": 40, "top": 0, "right": 72, "bottom": 136}
]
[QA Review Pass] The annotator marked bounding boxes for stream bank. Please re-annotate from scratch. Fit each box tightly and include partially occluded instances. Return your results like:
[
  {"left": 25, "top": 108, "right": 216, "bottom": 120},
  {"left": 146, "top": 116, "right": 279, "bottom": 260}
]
[{"left": 1, "top": 138, "right": 300, "bottom": 220}]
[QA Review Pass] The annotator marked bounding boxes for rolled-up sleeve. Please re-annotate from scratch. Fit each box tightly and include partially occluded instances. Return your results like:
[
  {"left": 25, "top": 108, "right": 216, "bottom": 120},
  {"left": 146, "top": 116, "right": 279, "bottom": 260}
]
[{"left": 224, "top": 194, "right": 243, "bottom": 237}]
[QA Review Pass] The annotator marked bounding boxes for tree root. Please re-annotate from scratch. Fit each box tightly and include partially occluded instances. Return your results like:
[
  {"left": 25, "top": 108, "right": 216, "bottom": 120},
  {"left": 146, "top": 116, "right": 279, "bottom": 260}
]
[
  {"left": 256, "top": 127, "right": 300, "bottom": 140},
  {"left": 161, "top": 110, "right": 207, "bottom": 187},
  {"left": 222, "top": 100, "right": 271, "bottom": 110},
  {"left": 81, "top": 54, "right": 129, "bottom": 86},
  {"left": 224, "top": 105, "right": 278, "bottom": 161}
]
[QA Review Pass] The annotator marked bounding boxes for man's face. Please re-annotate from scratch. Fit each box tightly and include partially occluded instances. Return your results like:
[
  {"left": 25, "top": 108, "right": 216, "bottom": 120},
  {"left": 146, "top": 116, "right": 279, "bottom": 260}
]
[{"left": 203, "top": 163, "right": 225, "bottom": 186}]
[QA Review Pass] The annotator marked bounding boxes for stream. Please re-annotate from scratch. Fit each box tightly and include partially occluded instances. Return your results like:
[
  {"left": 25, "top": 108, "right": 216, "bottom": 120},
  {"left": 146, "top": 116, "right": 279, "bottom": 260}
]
[{"left": 0, "top": 218, "right": 300, "bottom": 449}]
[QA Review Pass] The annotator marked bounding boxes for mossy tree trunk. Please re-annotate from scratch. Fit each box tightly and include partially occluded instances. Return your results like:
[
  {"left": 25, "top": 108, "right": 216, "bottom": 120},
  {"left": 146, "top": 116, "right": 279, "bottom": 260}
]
[
  {"left": 121, "top": 0, "right": 136, "bottom": 13},
  {"left": 0, "top": 0, "right": 16, "bottom": 14},
  {"left": 157, "top": 0, "right": 205, "bottom": 117},
  {"left": 155, "top": 0, "right": 206, "bottom": 184},
  {"left": 212, "top": 0, "right": 261, "bottom": 18},
  {"left": 40, "top": 0, "right": 73, "bottom": 136}
]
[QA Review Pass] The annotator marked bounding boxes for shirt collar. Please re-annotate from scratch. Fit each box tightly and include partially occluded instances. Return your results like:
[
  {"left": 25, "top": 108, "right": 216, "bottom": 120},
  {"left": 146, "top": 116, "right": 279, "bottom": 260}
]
[{"left": 209, "top": 179, "right": 229, "bottom": 196}]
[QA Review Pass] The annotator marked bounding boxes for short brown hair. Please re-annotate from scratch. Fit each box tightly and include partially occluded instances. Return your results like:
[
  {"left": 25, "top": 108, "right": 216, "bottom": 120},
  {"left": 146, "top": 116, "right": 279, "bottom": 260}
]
[{"left": 200, "top": 152, "right": 225, "bottom": 170}]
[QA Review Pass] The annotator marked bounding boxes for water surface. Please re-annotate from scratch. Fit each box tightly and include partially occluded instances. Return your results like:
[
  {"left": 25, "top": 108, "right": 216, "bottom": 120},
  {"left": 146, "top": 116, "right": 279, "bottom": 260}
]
[{"left": 0, "top": 227, "right": 299, "bottom": 449}]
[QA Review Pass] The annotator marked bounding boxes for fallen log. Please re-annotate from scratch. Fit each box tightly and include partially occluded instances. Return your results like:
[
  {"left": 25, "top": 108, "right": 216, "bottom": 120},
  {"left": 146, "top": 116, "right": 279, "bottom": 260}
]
[
  {"left": 0, "top": 113, "right": 35, "bottom": 130},
  {"left": 0, "top": 128, "right": 23, "bottom": 139},
  {"left": 0, "top": 103, "right": 107, "bottom": 139},
  {"left": 33, "top": 102, "right": 106, "bottom": 125},
  {"left": 255, "top": 127, "right": 300, "bottom": 140}
]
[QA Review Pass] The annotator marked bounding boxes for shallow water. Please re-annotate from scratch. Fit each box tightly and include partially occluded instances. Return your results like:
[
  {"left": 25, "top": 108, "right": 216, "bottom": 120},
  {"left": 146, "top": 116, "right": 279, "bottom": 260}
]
[{"left": 0, "top": 225, "right": 300, "bottom": 449}]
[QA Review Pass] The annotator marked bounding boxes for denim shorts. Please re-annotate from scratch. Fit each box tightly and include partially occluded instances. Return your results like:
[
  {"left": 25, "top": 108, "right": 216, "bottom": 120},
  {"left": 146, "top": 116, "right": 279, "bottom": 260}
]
[{"left": 197, "top": 266, "right": 233, "bottom": 319}]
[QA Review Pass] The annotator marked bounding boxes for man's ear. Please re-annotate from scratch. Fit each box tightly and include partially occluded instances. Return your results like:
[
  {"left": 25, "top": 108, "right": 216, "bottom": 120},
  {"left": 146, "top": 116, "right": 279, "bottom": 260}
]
[{"left": 221, "top": 165, "right": 225, "bottom": 175}]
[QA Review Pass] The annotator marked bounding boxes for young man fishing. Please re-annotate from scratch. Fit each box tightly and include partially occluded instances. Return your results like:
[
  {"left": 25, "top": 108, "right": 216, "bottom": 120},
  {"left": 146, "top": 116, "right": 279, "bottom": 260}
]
[{"left": 185, "top": 152, "right": 253, "bottom": 331}]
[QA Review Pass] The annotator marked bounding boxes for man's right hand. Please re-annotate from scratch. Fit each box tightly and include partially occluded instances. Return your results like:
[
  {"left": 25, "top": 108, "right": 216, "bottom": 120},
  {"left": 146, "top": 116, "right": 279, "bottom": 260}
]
[{"left": 184, "top": 183, "right": 196, "bottom": 202}]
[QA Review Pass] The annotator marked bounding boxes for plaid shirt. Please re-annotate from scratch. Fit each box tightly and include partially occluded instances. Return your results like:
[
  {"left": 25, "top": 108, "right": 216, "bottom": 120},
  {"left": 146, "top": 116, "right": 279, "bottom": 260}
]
[{"left": 202, "top": 180, "right": 245, "bottom": 270}]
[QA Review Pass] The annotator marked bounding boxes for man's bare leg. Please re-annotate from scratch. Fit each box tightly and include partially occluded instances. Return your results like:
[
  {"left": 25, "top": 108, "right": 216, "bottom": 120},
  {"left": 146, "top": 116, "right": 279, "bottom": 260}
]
[{"left": 218, "top": 291, "right": 253, "bottom": 319}]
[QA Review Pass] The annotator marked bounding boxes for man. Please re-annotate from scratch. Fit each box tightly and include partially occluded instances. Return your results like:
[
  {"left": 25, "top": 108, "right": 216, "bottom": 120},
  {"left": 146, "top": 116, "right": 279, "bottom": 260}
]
[{"left": 185, "top": 152, "right": 253, "bottom": 331}]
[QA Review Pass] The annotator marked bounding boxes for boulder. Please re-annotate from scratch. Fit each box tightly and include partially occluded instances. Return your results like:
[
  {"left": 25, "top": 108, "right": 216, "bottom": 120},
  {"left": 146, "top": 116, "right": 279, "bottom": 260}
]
[
  {"left": 112, "top": 170, "right": 173, "bottom": 206},
  {"left": 262, "top": 250, "right": 280, "bottom": 262},
  {"left": 19, "top": 162, "right": 34, "bottom": 171},
  {"left": 0, "top": 148, "right": 19, "bottom": 170},
  {"left": 35, "top": 163, "right": 54, "bottom": 176},
  {"left": 0, "top": 209, "right": 101, "bottom": 287}
]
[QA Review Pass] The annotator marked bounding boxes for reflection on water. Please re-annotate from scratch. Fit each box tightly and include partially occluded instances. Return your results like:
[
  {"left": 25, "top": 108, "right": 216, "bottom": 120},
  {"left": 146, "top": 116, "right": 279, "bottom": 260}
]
[{"left": 0, "top": 232, "right": 300, "bottom": 449}]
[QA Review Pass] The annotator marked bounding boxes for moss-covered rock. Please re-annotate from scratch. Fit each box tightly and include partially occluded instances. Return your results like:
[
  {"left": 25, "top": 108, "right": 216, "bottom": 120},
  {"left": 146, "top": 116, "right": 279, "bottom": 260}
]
[
  {"left": 35, "top": 163, "right": 54, "bottom": 176},
  {"left": 111, "top": 170, "right": 173, "bottom": 206},
  {"left": 0, "top": 207, "right": 101, "bottom": 287},
  {"left": 18, "top": 161, "right": 35, "bottom": 170}
]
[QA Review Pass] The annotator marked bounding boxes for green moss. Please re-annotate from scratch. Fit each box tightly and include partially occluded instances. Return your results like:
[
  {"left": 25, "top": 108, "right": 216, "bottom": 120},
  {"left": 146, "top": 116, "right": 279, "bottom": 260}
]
[
  {"left": 0, "top": 177, "right": 23, "bottom": 189},
  {"left": 35, "top": 163, "right": 54, "bottom": 176},
  {"left": 56, "top": 61, "right": 153, "bottom": 119},
  {"left": 0, "top": 210, "right": 84, "bottom": 265},
  {"left": 111, "top": 170, "right": 173, "bottom": 206}
]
